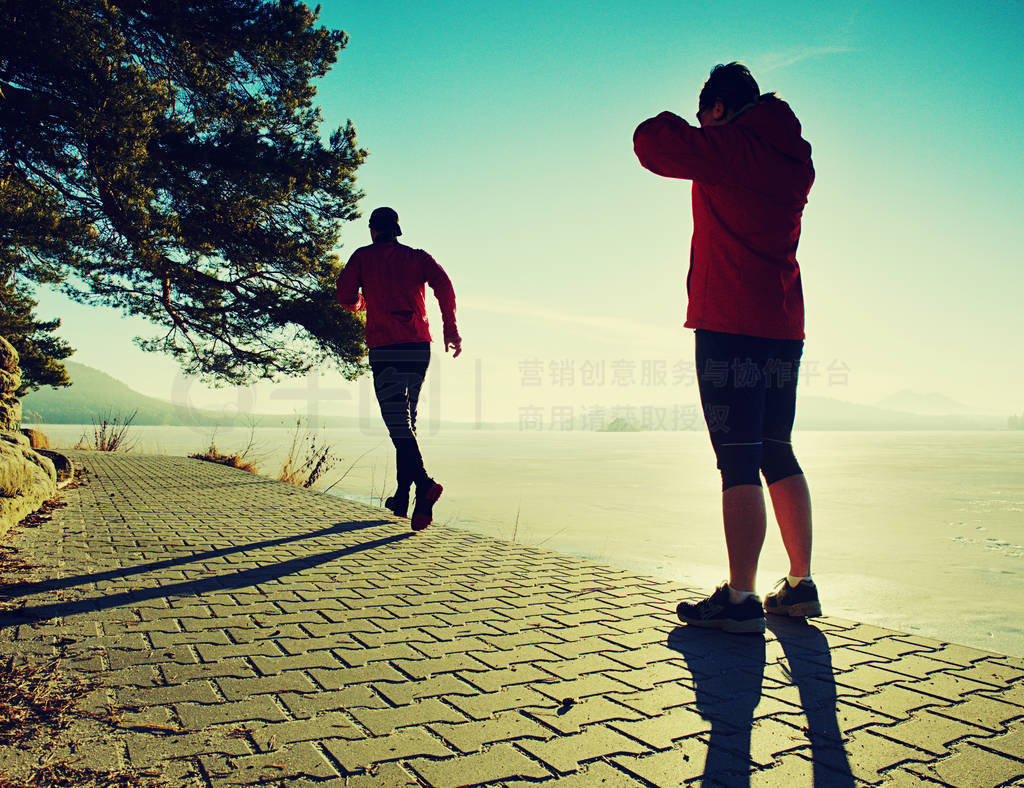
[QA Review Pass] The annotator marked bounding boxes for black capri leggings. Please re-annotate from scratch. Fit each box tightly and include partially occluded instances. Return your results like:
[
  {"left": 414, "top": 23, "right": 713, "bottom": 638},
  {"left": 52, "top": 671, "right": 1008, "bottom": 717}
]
[{"left": 695, "top": 329, "right": 804, "bottom": 491}]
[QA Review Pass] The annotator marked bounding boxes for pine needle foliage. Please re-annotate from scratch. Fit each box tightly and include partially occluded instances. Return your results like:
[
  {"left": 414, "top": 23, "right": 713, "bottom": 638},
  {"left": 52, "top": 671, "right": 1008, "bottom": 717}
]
[{"left": 0, "top": 0, "right": 368, "bottom": 384}]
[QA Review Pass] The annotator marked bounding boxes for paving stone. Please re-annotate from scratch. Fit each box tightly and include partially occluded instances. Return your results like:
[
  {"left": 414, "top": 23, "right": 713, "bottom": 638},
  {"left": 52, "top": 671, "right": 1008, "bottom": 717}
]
[
  {"left": 176, "top": 694, "right": 289, "bottom": 728},
  {"left": 406, "top": 742, "right": 552, "bottom": 785},
  {"left": 511, "top": 759, "right": 645, "bottom": 786},
  {"left": 457, "top": 662, "right": 556, "bottom": 694},
  {"left": 348, "top": 698, "right": 468, "bottom": 736},
  {"left": 524, "top": 695, "right": 645, "bottom": 736},
  {"left": 537, "top": 653, "right": 635, "bottom": 682},
  {"left": 988, "top": 682, "right": 1024, "bottom": 709},
  {"left": 800, "top": 728, "right": 930, "bottom": 785},
  {"left": 373, "top": 673, "right": 480, "bottom": 707},
  {"left": 951, "top": 662, "right": 1024, "bottom": 688},
  {"left": 209, "top": 740, "right": 339, "bottom": 782},
  {"left": 518, "top": 724, "right": 651, "bottom": 773},
  {"left": 749, "top": 752, "right": 855, "bottom": 787},
  {"left": 600, "top": 659, "right": 693, "bottom": 691},
  {"left": 926, "top": 642, "right": 1001, "bottom": 666},
  {"left": 611, "top": 685, "right": 700, "bottom": 717},
  {"left": 834, "top": 664, "right": 915, "bottom": 693},
  {"left": 335, "top": 761, "right": 421, "bottom": 787},
  {"left": 125, "top": 729, "right": 253, "bottom": 768},
  {"left": 526, "top": 672, "right": 638, "bottom": 706},
  {"left": 608, "top": 705, "right": 712, "bottom": 749},
  {"left": 869, "top": 710, "right": 990, "bottom": 756},
  {"left": 972, "top": 726, "right": 1024, "bottom": 760},
  {"left": 538, "top": 635, "right": 628, "bottom": 660},
  {"left": 930, "top": 694, "right": 1024, "bottom": 733},
  {"left": 845, "top": 683, "right": 954, "bottom": 719},
  {"left": 445, "top": 685, "right": 554, "bottom": 721},
  {"left": 115, "top": 679, "right": 221, "bottom": 706},
  {"left": 278, "top": 686, "right": 390, "bottom": 719},
  {"left": 161, "top": 658, "right": 258, "bottom": 683},
  {"left": 216, "top": 671, "right": 316, "bottom": 701},
  {"left": 900, "top": 670, "right": 999, "bottom": 701},
  {"left": 250, "top": 651, "right": 345, "bottom": 674},
  {"left": 246, "top": 712, "right": 363, "bottom": 750},
  {"left": 308, "top": 662, "right": 407, "bottom": 689},
  {"left": 907, "top": 742, "right": 1024, "bottom": 786},
  {"left": 430, "top": 711, "right": 553, "bottom": 753},
  {"left": 321, "top": 728, "right": 453, "bottom": 771},
  {"left": 194, "top": 639, "right": 284, "bottom": 661},
  {"left": 611, "top": 737, "right": 713, "bottom": 785}
]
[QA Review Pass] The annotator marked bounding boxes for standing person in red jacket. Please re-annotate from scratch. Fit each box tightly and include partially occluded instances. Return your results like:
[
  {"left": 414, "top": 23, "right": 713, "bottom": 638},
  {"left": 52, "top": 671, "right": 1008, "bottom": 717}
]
[
  {"left": 634, "top": 63, "right": 819, "bottom": 633},
  {"left": 336, "top": 207, "right": 462, "bottom": 532}
]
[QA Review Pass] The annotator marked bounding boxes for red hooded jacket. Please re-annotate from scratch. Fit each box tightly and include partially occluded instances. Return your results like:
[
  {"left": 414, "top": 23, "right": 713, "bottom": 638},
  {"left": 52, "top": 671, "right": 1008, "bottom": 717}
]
[
  {"left": 633, "top": 95, "right": 814, "bottom": 340},
  {"left": 336, "top": 240, "right": 459, "bottom": 349}
]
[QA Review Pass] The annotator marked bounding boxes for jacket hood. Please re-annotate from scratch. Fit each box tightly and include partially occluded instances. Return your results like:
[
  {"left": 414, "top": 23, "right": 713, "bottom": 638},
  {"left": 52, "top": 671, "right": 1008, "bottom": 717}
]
[{"left": 735, "top": 94, "right": 812, "bottom": 164}]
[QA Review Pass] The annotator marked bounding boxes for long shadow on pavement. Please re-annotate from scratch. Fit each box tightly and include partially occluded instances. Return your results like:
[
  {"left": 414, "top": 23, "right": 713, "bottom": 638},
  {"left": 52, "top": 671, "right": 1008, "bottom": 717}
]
[
  {"left": 0, "top": 519, "right": 388, "bottom": 600},
  {"left": 767, "top": 617, "right": 856, "bottom": 787},
  {"left": 667, "top": 626, "right": 766, "bottom": 786},
  {"left": 0, "top": 530, "right": 412, "bottom": 629},
  {"left": 667, "top": 620, "right": 858, "bottom": 787}
]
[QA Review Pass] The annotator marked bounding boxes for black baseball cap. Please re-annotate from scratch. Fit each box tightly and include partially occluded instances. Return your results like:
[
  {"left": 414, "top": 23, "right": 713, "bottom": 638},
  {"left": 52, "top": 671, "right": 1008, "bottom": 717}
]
[{"left": 368, "top": 206, "right": 402, "bottom": 236}]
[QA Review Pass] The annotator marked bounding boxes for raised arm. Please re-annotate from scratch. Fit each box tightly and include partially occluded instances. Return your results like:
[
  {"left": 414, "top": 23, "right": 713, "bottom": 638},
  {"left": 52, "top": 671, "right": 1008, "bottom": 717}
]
[
  {"left": 633, "top": 111, "right": 750, "bottom": 185},
  {"left": 423, "top": 252, "right": 461, "bottom": 356}
]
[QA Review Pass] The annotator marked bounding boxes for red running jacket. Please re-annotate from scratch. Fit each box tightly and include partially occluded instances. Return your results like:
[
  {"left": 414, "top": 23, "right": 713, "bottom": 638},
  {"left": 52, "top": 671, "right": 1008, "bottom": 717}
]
[
  {"left": 336, "top": 241, "right": 460, "bottom": 349},
  {"left": 633, "top": 95, "right": 814, "bottom": 340}
]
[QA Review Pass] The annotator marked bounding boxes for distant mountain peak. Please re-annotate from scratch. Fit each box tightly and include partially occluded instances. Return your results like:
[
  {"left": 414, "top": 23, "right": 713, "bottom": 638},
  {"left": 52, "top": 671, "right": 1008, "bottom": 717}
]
[{"left": 875, "top": 389, "right": 986, "bottom": 416}]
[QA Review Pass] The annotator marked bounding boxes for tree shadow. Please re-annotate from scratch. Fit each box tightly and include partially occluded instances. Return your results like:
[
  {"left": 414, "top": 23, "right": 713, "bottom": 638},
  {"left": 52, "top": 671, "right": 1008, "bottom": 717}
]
[
  {"left": 767, "top": 617, "right": 856, "bottom": 786},
  {"left": 0, "top": 519, "right": 388, "bottom": 600},
  {"left": 0, "top": 529, "right": 412, "bottom": 629},
  {"left": 667, "top": 626, "right": 766, "bottom": 786}
]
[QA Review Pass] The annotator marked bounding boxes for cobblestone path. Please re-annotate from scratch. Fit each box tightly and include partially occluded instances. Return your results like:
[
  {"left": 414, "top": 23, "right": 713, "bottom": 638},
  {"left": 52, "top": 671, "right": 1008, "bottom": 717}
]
[{"left": 1, "top": 453, "right": 1022, "bottom": 786}]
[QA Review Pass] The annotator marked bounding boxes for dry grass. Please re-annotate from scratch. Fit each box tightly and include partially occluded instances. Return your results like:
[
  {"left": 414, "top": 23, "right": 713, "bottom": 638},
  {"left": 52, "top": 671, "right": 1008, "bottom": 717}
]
[
  {"left": 74, "top": 410, "right": 137, "bottom": 452},
  {"left": 189, "top": 445, "right": 259, "bottom": 474},
  {"left": 0, "top": 761, "right": 169, "bottom": 788},
  {"left": 0, "top": 657, "right": 95, "bottom": 746},
  {"left": 278, "top": 418, "right": 336, "bottom": 489},
  {"left": 189, "top": 424, "right": 260, "bottom": 474}
]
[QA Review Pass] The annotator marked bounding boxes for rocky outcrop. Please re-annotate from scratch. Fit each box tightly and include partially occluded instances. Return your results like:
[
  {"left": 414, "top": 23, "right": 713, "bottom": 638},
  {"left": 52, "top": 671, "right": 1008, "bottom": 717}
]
[
  {"left": 0, "top": 336, "right": 58, "bottom": 538},
  {"left": 21, "top": 428, "right": 50, "bottom": 449}
]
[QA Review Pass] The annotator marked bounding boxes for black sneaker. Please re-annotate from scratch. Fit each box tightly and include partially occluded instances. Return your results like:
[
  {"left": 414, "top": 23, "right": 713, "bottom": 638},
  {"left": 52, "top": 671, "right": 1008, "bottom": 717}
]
[
  {"left": 384, "top": 491, "right": 409, "bottom": 518},
  {"left": 676, "top": 583, "right": 766, "bottom": 634},
  {"left": 764, "top": 577, "right": 822, "bottom": 618},
  {"left": 411, "top": 480, "right": 443, "bottom": 532}
]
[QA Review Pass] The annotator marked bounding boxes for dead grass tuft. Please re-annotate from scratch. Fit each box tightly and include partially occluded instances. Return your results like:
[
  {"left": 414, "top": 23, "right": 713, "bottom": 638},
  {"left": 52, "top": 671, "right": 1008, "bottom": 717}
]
[
  {"left": 0, "top": 760, "right": 170, "bottom": 787},
  {"left": 74, "top": 411, "right": 137, "bottom": 452},
  {"left": 278, "top": 419, "right": 336, "bottom": 489},
  {"left": 189, "top": 445, "right": 258, "bottom": 474},
  {"left": 0, "top": 657, "right": 95, "bottom": 746}
]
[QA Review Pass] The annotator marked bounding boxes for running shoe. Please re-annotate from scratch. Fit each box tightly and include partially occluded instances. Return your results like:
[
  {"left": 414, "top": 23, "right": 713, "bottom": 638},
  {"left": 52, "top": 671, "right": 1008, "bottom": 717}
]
[
  {"left": 676, "top": 583, "right": 766, "bottom": 634},
  {"left": 411, "top": 480, "right": 443, "bottom": 532},
  {"left": 764, "top": 577, "right": 822, "bottom": 618},
  {"left": 383, "top": 492, "right": 408, "bottom": 518}
]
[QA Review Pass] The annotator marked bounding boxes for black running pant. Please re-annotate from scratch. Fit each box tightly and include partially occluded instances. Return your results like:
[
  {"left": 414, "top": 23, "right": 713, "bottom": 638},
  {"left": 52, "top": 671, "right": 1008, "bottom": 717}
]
[{"left": 368, "top": 341, "right": 431, "bottom": 490}]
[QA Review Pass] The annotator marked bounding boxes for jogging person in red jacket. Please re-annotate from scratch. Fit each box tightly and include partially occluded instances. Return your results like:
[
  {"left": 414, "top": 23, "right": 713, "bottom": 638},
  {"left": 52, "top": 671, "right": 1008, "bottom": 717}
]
[
  {"left": 336, "top": 207, "right": 462, "bottom": 531},
  {"left": 634, "top": 63, "right": 819, "bottom": 633}
]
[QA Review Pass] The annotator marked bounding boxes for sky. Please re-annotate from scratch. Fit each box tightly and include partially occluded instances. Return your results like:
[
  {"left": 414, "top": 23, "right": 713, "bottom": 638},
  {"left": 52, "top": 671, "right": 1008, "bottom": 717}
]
[{"left": 32, "top": 0, "right": 1024, "bottom": 427}]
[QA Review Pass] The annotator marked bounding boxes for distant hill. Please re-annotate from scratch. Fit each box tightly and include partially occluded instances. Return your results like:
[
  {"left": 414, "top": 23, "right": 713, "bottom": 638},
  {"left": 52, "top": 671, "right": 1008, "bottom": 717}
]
[
  {"left": 796, "top": 396, "right": 1003, "bottom": 431},
  {"left": 20, "top": 362, "right": 1008, "bottom": 431},
  {"left": 875, "top": 389, "right": 993, "bottom": 416},
  {"left": 21, "top": 362, "right": 236, "bottom": 426}
]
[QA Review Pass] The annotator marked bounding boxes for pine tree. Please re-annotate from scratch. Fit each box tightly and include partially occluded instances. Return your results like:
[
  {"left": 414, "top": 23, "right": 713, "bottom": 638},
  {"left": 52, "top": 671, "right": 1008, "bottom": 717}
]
[
  {"left": 1, "top": 0, "right": 368, "bottom": 385},
  {"left": 0, "top": 276, "right": 73, "bottom": 395}
]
